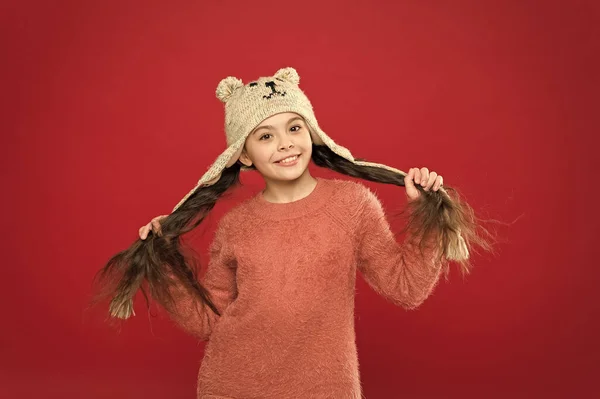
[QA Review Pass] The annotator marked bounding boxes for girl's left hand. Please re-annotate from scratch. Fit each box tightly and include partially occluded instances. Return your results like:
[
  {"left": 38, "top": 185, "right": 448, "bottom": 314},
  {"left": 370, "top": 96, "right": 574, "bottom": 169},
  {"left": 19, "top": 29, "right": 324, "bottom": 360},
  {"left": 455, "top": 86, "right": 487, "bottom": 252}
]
[{"left": 404, "top": 167, "right": 444, "bottom": 202}]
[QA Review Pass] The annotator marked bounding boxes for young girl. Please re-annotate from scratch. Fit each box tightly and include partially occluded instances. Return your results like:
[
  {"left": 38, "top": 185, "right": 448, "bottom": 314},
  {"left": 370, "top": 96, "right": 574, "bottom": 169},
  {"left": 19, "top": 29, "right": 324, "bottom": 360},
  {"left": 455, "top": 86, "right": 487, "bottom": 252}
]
[{"left": 95, "top": 67, "right": 492, "bottom": 399}]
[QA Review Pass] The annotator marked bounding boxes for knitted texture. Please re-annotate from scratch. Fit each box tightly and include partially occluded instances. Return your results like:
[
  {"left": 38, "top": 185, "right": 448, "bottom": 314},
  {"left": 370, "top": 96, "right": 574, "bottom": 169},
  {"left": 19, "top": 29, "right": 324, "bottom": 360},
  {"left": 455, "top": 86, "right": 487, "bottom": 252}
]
[
  {"left": 171, "top": 67, "right": 409, "bottom": 213},
  {"left": 167, "top": 177, "right": 444, "bottom": 399}
]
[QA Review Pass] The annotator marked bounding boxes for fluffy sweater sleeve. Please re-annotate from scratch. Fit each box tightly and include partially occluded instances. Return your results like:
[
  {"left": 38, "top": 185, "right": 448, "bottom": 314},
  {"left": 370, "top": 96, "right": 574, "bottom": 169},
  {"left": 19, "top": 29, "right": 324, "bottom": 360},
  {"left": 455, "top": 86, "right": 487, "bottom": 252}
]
[
  {"left": 355, "top": 185, "right": 444, "bottom": 310},
  {"left": 165, "top": 218, "right": 237, "bottom": 341}
]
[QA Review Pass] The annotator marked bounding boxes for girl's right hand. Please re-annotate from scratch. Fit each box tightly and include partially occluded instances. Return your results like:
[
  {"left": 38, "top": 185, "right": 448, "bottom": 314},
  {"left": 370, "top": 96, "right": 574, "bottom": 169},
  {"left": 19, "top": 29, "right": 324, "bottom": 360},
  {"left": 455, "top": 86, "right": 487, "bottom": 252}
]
[{"left": 139, "top": 215, "right": 168, "bottom": 240}]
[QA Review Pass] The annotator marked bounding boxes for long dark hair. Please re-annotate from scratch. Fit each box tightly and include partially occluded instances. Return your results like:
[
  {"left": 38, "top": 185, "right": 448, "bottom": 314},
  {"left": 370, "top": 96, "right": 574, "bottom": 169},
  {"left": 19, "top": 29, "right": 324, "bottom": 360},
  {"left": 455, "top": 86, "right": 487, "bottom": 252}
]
[{"left": 91, "top": 141, "right": 499, "bottom": 324}]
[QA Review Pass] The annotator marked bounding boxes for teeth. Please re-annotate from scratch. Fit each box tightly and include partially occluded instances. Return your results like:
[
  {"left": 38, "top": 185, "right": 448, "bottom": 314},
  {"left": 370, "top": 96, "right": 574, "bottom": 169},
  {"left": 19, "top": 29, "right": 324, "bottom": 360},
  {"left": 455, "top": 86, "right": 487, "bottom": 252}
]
[{"left": 278, "top": 155, "right": 298, "bottom": 164}]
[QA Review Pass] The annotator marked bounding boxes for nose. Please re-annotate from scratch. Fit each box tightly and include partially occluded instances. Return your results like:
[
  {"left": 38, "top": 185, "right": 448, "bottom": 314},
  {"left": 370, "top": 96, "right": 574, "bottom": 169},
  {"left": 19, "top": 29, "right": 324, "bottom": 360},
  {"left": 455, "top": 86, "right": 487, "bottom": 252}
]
[
  {"left": 265, "top": 81, "right": 277, "bottom": 93},
  {"left": 278, "top": 138, "right": 295, "bottom": 150},
  {"left": 277, "top": 132, "right": 295, "bottom": 150}
]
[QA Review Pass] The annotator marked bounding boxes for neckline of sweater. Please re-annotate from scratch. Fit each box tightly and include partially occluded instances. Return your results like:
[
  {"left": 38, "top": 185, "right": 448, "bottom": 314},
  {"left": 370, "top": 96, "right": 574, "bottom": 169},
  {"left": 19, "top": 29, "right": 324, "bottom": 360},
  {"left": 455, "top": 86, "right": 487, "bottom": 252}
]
[{"left": 247, "top": 176, "right": 335, "bottom": 221}]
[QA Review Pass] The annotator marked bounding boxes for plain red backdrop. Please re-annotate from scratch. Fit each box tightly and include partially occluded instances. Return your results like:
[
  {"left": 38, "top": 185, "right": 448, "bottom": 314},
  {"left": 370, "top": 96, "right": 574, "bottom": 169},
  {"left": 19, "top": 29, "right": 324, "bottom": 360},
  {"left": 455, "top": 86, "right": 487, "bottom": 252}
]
[{"left": 1, "top": 0, "right": 598, "bottom": 398}]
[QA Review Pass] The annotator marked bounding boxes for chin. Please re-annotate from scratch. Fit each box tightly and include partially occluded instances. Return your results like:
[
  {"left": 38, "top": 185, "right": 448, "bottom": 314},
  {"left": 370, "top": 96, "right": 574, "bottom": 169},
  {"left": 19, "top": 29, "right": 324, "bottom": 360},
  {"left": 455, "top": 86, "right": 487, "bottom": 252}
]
[{"left": 265, "top": 166, "right": 310, "bottom": 182}]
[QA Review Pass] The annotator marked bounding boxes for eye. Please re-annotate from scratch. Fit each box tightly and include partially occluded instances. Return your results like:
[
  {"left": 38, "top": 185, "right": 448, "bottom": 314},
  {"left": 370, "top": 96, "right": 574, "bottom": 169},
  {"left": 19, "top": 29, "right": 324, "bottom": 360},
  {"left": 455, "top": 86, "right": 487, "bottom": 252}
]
[{"left": 259, "top": 126, "right": 301, "bottom": 141}]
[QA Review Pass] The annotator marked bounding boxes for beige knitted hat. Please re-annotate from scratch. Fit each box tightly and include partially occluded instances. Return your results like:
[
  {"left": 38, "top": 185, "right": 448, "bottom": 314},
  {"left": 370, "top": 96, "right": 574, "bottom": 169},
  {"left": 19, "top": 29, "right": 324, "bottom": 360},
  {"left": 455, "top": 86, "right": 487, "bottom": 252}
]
[{"left": 171, "top": 67, "right": 408, "bottom": 213}]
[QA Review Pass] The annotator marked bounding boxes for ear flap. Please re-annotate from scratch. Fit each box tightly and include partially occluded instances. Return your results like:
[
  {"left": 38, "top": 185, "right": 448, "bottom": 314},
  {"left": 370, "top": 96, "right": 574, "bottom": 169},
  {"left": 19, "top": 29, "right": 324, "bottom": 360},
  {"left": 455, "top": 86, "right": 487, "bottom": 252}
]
[
  {"left": 274, "top": 67, "right": 300, "bottom": 85},
  {"left": 216, "top": 76, "right": 244, "bottom": 103}
]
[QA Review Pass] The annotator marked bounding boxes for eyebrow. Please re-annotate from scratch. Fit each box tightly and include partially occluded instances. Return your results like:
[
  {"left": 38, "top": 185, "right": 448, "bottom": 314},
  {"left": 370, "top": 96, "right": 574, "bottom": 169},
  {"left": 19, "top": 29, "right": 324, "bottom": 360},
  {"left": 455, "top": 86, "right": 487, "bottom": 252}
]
[{"left": 252, "top": 116, "right": 304, "bottom": 135}]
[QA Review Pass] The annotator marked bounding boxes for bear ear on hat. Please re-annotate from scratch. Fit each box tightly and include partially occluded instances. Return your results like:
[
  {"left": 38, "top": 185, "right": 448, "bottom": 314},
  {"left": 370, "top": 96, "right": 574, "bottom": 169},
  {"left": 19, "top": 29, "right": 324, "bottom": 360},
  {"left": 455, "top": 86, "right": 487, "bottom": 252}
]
[
  {"left": 216, "top": 76, "right": 244, "bottom": 103},
  {"left": 274, "top": 67, "right": 300, "bottom": 85}
]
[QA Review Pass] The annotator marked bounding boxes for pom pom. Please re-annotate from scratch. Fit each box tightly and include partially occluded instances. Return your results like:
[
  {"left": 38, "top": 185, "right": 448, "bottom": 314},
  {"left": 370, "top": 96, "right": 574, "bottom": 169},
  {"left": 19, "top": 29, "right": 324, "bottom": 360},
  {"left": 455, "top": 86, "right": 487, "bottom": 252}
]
[
  {"left": 274, "top": 67, "right": 300, "bottom": 85},
  {"left": 216, "top": 76, "right": 244, "bottom": 103}
]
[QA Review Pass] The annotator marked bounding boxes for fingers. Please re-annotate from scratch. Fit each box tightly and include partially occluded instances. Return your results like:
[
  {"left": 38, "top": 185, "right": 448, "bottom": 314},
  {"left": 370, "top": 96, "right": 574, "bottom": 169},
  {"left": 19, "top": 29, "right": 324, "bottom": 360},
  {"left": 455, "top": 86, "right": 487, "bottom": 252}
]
[
  {"left": 139, "top": 223, "right": 151, "bottom": 240},
  {"left": 139, "top": 215, "right": 168, "bottom": 240},
  {"left": 154, "top": 215, "right": 167, "bottom": 237},
  {"left": 413, "top": 167, "right": 428, "bottom": 187},
  {"left": 410, "top": 167, "right": 443, "bottom": 192},
  {"left": 406, "top": 168, "right": 428, "bottom": 188},
  {"left": 405, "top": 168, "right": 416, "bottom": 189},
  {"left": 433, "top": 175, "right": 443, "bottom": 191},
  {"left": 151, "top": 219, "right": 162, "bottom": 237},
  {"left": 424, "top": 171, "right": 437, "bottom": 191},
  {"left": 415, "top": 168, "right": 429, "bottom": 187}
]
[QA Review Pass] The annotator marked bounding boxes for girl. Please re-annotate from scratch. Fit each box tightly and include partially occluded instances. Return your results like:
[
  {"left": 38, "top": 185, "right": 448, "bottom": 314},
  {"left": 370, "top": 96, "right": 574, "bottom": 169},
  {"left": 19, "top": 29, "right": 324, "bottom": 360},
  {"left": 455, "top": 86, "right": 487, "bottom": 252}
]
[{"left": 94, "top": 67, "right": 493, "bottom": 399}]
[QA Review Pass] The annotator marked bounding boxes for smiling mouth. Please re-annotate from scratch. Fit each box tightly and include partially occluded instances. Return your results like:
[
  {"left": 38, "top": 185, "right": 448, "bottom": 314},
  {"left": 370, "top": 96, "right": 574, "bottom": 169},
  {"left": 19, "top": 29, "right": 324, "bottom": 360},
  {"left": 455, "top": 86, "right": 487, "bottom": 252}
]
[{"left": 275, "top": 154, "right": 301, "bottom": 164}]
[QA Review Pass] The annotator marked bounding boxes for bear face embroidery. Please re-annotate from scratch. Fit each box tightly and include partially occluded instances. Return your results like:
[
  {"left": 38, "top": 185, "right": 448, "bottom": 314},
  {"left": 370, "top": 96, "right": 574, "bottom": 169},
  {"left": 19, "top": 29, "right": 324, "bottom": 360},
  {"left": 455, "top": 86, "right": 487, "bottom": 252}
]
[
  {"left": 216, "top": 67, "right": 299, "bottom": 104},
  {"left": 261, "top": 80, "right": 287, "bottom": 100}
]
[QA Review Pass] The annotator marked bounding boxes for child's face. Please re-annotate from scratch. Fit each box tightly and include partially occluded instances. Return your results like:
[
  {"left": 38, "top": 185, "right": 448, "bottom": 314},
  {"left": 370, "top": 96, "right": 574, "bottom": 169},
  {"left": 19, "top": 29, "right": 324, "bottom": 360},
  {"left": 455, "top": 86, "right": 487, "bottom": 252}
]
[{"left": 239, "top": 112, "right": 313, "bottom": 183}]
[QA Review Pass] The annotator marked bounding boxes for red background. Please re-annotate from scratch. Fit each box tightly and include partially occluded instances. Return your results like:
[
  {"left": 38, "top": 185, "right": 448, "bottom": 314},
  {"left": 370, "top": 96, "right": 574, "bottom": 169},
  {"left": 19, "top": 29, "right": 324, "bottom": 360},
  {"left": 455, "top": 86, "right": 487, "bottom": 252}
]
[{"left": 2, "top": 1, "right": 598, "bottom": 398}]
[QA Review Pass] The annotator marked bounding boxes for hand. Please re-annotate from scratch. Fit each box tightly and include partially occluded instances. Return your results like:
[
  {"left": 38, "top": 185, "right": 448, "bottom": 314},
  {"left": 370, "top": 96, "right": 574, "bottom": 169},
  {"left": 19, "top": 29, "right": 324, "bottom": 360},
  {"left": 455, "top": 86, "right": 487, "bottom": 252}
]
[
  {"left": 139, "top": 215, "right": 168, "bottom": 240},
  {"left": 404, "top": 167, "right": 444, "bottom": 202}
]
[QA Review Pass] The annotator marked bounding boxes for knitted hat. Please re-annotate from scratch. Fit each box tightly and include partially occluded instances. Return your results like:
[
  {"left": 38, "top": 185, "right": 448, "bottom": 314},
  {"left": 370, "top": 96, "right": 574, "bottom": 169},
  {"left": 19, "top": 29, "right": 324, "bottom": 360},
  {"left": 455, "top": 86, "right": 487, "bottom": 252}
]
[{"left": 171, "top": 67, "right": 409, "bottom": 213}]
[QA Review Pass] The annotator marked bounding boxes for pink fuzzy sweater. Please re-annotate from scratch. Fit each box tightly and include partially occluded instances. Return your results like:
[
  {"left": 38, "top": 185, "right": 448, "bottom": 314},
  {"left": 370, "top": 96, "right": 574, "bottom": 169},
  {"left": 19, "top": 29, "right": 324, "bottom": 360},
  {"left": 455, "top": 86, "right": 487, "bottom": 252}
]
[{"left": 168, "top": 177, "right": 444, "bottom": 399}]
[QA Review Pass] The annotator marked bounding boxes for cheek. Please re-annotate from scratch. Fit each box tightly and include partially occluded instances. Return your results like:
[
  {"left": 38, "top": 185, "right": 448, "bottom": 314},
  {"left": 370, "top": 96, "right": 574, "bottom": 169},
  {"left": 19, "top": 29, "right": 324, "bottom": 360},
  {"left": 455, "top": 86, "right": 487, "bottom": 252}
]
[
  {"left": 300, "top": 131, "right": 314, "bottom": 148},
  {"left": 253, "top": 145, "right": 277, "bottom": 164}
]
